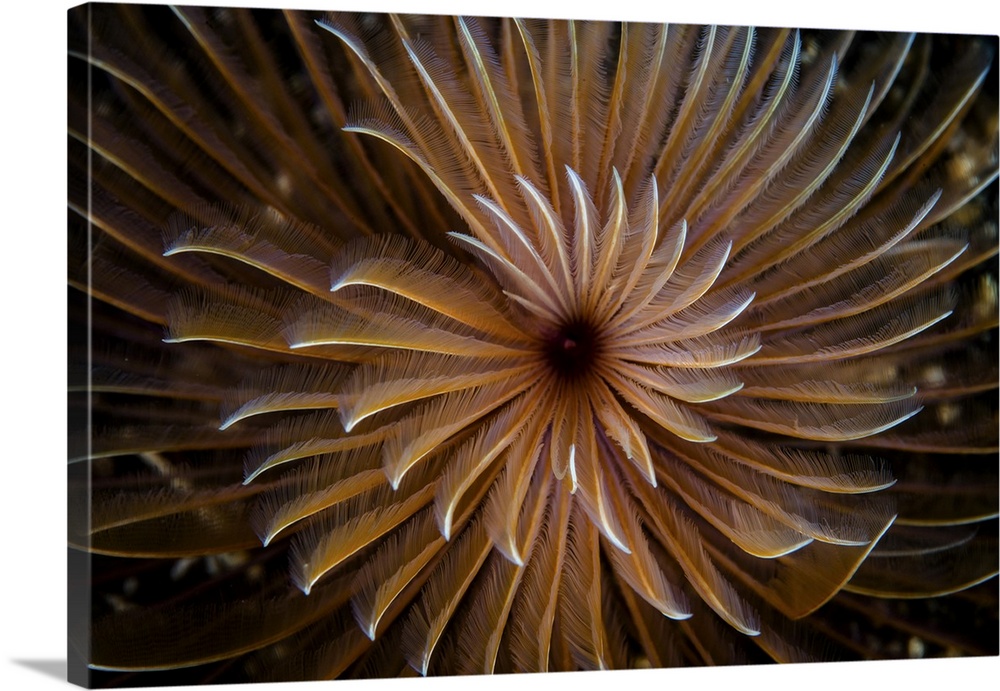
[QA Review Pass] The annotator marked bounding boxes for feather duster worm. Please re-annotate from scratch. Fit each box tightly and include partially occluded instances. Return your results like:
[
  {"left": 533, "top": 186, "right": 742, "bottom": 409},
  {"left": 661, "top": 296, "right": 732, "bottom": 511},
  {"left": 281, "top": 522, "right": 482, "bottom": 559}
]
[{"left": 68, "top": 4, "right": 999, "bottom": 685}]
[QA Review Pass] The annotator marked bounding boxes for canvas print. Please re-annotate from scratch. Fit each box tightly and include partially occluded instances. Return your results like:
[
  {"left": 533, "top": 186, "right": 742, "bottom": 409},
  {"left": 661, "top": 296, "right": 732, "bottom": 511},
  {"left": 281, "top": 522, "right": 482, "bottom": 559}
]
[{"left": 67, "top": 2, "right": 999, "bottom": 687}]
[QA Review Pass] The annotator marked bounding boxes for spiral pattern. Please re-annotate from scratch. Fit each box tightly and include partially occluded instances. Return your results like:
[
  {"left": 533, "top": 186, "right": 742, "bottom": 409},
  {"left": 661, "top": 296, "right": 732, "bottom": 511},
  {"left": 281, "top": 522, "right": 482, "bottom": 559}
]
[{"left": 68, "top": 6, "right": 998, "bottom": 683}]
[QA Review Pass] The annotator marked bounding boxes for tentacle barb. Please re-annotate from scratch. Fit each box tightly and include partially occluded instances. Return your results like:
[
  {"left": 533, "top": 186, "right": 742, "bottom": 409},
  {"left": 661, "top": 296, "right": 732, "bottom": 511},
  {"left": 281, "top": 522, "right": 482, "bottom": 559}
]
[{"left": 69, "top": 6, "right": 997, "bottom": 685}]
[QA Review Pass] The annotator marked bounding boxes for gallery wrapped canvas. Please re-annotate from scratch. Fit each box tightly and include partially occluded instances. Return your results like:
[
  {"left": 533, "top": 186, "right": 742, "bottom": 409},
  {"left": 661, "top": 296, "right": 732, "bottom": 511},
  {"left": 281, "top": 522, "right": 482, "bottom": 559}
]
[{"left": 67, "top": 1, "right": 998, "bottom": 688}]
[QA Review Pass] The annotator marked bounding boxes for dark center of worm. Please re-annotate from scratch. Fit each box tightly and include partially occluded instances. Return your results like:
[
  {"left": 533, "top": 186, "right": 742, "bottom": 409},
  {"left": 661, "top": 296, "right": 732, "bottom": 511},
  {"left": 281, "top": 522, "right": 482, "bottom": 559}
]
[{"left": 544, "top": 318, "right": 601, "bottom": 381}]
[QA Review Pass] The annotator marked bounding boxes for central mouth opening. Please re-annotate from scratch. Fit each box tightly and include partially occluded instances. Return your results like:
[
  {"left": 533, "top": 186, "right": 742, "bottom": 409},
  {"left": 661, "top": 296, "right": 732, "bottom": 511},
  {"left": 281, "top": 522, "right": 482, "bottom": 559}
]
[{"left": 544, "top": 317, "right": 601, "bottom": 382}]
